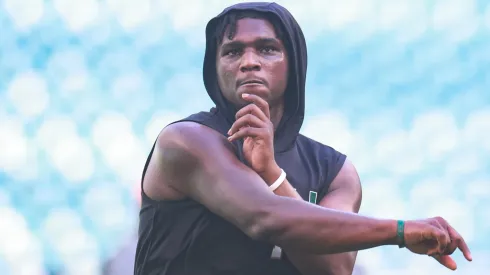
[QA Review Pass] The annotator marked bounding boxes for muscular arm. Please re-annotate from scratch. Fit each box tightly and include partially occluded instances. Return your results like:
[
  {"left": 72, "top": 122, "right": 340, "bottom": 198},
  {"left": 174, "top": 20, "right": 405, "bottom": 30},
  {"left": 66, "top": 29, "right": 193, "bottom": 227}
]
[
  {"left": 153, "top": 122, "right": 397, "bottom": 254},
  {"left": 274, "top": 159, "right": 362, "bottom": 275}
]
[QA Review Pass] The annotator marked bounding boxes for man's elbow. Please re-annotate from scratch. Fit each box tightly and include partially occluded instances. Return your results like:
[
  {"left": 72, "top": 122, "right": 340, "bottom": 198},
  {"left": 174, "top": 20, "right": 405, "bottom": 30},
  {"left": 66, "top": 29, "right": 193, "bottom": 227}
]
[
  {"left": 241, "top": 203, "right": 285, "bottom": 242},
  {"left": 244, "top": 220, "right": 272, "bottom": 241},
  {"left": 336, "top": 253, "right": 357, "bottom": 275}
]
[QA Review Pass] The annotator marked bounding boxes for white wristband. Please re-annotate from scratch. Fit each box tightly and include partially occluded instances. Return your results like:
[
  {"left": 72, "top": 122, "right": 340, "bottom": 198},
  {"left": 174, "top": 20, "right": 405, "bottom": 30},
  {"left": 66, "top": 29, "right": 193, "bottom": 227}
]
[{"left": 269, "top": 169, "right": 286, "bottom": 192}]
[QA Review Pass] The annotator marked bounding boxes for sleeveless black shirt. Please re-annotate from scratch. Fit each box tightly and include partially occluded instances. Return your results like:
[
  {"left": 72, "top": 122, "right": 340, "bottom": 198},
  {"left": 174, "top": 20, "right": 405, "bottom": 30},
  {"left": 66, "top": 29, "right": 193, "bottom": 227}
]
[{"left": 134, "top": 3, "right": 346, "bottom": 275}]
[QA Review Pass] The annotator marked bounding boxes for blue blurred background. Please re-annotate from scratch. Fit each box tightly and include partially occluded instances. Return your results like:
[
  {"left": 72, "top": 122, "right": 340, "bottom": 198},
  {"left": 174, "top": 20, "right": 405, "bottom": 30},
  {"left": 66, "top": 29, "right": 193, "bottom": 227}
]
[{"left": 0, "top": 0, "right": 489, "bottom": 274}]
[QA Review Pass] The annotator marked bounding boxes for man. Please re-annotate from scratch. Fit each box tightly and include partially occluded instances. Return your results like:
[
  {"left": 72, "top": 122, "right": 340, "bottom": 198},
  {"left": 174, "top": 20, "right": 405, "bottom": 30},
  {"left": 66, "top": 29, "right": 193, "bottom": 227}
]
[{"left": 134, "top": 2, "right": 472, "bottom": 275}]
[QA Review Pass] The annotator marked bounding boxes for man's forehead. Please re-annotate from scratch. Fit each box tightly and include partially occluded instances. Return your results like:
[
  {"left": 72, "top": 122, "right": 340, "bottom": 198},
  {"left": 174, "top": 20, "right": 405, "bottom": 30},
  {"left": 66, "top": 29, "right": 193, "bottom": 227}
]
[
  {"left": 237, "top": 18, "right": 274, "bottom": 32},
  {"left": 222, "top": 17, "right": 279, "bottom": 43}
]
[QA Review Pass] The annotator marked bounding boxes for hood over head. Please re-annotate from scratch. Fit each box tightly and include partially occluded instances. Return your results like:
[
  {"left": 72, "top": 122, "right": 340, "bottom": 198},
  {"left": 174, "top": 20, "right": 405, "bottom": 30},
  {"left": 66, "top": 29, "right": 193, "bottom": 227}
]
[{"left": 203, "top": 2, "right": 307, "bottom": 152}]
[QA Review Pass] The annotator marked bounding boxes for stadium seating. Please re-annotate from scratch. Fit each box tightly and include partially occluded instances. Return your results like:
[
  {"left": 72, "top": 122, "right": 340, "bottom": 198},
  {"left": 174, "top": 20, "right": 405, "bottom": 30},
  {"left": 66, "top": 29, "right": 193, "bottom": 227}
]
[{"left": 0, "top": 0, "right": 488, "bottom": 274}]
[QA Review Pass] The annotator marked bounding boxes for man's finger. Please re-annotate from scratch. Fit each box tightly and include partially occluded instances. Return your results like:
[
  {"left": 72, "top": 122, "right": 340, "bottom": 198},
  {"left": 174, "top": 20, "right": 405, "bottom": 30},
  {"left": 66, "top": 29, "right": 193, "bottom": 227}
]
[
  {"left": 442, "top": 225, "right": 458, "bottom": 256},
  {"left": 444, "top": 238, "right": 458, "bottom": 256},
  {"left": 228, "top": 127, "right": 268, "bottom": 142},
  {"left": 430, "top": 227, "right": 449, "bottom": 255},
  {"left": 235, "top": 103, "right": 269, "bottom": 121},
  {"left": 432, "top": 255, "right": 457, "bottom": 271},
  {"left": 228, "top": 114, "right": 267, "bottom": 136},
  {"left": 448, "top": 226, "right": 472, "bottom": 261},
  {"left": 241, "top": 93, "right": 271, "bottom": 118}
]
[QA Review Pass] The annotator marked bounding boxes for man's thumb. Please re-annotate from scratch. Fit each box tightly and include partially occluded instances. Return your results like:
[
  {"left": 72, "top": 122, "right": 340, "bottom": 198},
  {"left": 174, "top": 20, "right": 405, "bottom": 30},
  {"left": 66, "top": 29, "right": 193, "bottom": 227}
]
[{"left": 433, "top": 255, "right": 457, "bottom": 270}]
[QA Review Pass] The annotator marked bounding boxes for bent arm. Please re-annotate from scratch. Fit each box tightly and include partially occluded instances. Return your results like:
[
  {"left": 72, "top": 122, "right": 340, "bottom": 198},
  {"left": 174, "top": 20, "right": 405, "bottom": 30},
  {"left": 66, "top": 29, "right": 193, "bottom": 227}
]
[{"left": 156, "top": 122, "right": 398, "bottom": 254}]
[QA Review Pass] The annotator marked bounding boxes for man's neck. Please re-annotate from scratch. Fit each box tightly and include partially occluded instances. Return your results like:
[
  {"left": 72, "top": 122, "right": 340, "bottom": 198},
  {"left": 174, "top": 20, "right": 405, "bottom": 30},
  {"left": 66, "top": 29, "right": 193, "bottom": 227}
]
[{"left": 270, "top": 102, "right": 284, "bottom": 131}]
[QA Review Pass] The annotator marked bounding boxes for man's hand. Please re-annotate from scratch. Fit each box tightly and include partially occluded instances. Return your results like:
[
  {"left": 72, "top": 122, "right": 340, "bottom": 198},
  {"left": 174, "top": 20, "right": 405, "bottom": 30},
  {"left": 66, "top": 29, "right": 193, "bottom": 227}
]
[
  {"left": 404, "top": 217, "right": 472, "bottom": 270},
  {"left": 228, "top": 93, "right": 280, "bottom": 183}
]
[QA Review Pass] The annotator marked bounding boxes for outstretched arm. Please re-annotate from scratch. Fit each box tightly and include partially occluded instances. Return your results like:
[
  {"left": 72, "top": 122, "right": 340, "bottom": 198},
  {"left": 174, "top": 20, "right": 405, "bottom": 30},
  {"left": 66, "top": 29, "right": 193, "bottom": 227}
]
[{"left": 148, "top": 120, "right": 471, "bottom": 266}]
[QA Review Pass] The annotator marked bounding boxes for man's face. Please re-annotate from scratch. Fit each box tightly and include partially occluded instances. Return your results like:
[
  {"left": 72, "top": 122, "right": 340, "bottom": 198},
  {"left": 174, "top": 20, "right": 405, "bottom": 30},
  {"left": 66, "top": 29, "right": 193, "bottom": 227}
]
[{"left": 216, "top": 18, "right": 289, "bottom": 108}]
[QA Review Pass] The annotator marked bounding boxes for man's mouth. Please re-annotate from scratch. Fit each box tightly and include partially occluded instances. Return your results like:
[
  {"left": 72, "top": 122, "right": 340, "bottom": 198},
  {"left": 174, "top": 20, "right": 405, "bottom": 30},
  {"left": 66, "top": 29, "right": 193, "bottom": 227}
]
[
  {"left": 238, "top": 79, "right": 265, "bottom": 87},
  {"left": 242, "top": 80, "right": 262, "bottom": 85}
]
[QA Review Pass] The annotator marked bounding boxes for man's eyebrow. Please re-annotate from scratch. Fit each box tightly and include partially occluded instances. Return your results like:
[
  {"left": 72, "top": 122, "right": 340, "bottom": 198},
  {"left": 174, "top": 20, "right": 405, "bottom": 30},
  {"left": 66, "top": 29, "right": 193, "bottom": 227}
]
[
  {"left": 220, "top": 40, "right": 244, "bottom": 49},
  {"left": 220, "top": 37, "right": 280, "bottom": 48}
]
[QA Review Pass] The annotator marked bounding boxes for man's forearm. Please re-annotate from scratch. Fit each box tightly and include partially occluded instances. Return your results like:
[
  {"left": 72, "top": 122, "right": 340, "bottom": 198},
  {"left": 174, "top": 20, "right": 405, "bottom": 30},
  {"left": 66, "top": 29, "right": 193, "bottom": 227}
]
[{"left": 257, "top": 189, "right": 395, "bottom": 255}]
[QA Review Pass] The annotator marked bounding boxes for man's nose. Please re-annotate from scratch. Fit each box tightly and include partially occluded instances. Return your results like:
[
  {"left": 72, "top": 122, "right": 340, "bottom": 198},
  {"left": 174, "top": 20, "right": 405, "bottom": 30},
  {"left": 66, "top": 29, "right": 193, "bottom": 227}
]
[{"left": 240, "top": 51, "right": 261, "bottom": 72}]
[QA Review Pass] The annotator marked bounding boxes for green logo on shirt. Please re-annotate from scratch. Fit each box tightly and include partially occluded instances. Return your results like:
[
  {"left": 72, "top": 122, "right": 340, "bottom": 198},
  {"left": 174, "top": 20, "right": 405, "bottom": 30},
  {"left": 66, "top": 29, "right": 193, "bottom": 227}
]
[{"left": 309, "top": 191, "right": 317, "bottom": 204}]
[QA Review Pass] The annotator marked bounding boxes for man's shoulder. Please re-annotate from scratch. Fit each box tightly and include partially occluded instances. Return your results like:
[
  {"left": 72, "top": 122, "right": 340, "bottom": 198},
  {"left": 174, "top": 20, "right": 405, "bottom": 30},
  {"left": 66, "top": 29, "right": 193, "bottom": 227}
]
[
  {"left": 156, "top": 108, "right": 221, "bottom": 145},
  {"left": 157, "top": 120, "right": 235, "bottom": 161},
  {"left": 296, "top": 133, "right": 346, "bottom": 157},
  {"left": 172, "top": 108, "right": 229, "bottom": 136},
  {"left": 296, "top": 134, "right": 351, "bottom": 195},
  {"left": 159, "top": 121, "right": 223, "bottom": 148}
]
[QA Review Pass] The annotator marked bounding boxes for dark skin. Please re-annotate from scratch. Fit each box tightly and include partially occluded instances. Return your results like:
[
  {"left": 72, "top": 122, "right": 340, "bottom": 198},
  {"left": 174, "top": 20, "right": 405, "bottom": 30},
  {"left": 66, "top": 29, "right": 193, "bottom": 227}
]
[
  {"left": 217, "top": 18, "right": 287, "bottom": 131},
  {"left": 143, "top": 18, "right": 472, "bottom": 273},
  {"left": 218, "top": 18, "right": 360, "bottom": 274}
]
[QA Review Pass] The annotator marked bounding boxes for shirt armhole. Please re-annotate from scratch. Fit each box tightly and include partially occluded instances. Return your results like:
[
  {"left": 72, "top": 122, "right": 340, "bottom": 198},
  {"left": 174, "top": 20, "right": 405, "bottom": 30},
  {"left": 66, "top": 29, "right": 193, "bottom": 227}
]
[{"left": 318, "top": 148, "right": 347, "bottom": 201}]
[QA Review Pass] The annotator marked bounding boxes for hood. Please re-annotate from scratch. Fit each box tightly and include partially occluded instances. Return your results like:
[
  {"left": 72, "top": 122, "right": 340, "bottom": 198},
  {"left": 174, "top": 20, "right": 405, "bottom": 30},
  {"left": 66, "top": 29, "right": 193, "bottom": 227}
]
[{"left": 203, "top": 2, "right": 307, "bottom": 153}]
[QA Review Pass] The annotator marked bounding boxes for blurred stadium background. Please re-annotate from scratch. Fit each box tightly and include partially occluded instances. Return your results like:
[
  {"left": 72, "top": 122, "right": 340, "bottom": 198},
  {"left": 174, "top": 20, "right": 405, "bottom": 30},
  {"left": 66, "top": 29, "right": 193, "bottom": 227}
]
[{"left": 0, "top": 0, "right": 489, "bottom": 274}]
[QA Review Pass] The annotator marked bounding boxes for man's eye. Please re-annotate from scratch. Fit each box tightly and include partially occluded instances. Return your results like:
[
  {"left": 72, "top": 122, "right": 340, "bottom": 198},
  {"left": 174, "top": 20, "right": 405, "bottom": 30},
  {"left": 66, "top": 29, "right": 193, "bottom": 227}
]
[
  {"left": 261, "top": 46, "right": 276, "bottom": 53},
  {"left": 226, "top": 49, "right": 240, "bottom": 56}
]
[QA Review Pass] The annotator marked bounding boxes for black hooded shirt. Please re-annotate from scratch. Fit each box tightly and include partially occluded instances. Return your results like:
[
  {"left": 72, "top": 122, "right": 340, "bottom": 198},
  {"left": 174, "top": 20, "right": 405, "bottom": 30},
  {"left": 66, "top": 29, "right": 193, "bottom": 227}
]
[{"left": 134, "top": 2, "right": 346, "bottom": 275}]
